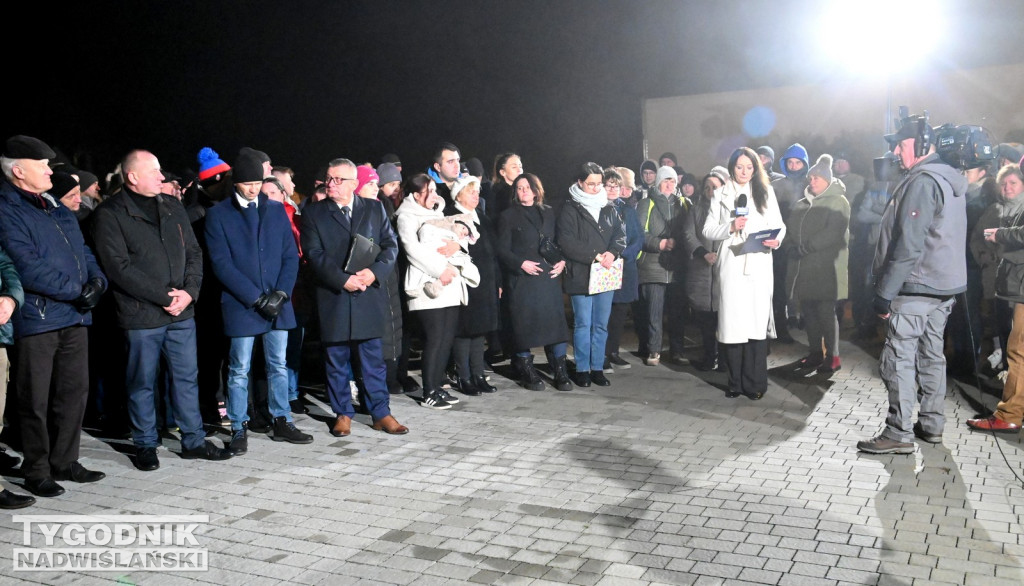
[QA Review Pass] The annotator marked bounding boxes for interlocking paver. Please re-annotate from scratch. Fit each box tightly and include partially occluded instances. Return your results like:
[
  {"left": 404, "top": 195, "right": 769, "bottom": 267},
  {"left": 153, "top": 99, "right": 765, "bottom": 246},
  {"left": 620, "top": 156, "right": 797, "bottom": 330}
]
[{"left": 0, "top": 329, "right": 1020, "bottom": 585}]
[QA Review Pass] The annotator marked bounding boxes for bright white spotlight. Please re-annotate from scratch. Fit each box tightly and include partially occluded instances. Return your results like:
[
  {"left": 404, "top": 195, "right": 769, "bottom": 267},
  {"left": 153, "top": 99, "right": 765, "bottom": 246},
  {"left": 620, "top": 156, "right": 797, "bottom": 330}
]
[{"left": 819, "top": 0, "right": 944, "bottom": 76}]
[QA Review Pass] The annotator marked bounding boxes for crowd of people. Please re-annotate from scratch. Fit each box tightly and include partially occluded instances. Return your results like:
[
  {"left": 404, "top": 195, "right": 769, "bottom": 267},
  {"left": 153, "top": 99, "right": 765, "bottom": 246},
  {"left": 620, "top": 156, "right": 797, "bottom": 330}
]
[{"left": 0, "top": 118, "right": 1021, "bottom": 509}]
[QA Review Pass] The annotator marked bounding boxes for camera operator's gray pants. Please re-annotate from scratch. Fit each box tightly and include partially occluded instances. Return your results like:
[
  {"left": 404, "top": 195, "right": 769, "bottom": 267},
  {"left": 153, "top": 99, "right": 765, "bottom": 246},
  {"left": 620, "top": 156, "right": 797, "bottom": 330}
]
[{"left": 879, "top": 295, "right": 954, "bottom": 442}]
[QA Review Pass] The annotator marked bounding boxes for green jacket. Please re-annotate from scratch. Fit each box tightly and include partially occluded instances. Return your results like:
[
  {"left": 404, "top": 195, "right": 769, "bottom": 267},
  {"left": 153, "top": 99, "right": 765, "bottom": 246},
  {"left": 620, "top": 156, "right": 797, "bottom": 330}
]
[
  {"left": 0, "top": 247, "right": 24, "bottom": 346},
  {"left": 783, "top": 180, "right": 850, "bottom": 301}
]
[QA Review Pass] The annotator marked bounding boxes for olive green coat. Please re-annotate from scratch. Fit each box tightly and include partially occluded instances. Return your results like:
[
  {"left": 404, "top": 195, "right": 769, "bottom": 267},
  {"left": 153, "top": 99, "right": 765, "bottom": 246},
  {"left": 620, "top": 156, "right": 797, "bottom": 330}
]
[{"left": 783, "top": 180, "right": 851, "bottom": 301}]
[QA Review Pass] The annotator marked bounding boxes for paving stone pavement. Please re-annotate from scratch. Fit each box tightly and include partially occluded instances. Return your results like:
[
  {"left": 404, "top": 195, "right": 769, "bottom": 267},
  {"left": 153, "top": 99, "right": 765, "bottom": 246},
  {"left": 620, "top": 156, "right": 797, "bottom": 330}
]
[{"left": 1, "top": 328, "right": 1022, "bottom": 585}]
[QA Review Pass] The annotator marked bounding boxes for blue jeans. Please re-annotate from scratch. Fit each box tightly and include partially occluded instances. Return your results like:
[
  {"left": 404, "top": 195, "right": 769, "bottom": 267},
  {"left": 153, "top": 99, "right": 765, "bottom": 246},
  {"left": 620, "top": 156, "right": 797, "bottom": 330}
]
[
  {"left": 324, "top": 338, "right": 391, "bottom": 421},
  {"left": 227, "top": 329, "right": 290, "bottom": 430},
  {"left": 285, "top": 326, "right": 304, "bottom": 401},
  {"left": 570, "top": 291, "right": 614, "bottom": 372},
  {"left": 125, "top": 319, "right": 205, "bottom": 450}
]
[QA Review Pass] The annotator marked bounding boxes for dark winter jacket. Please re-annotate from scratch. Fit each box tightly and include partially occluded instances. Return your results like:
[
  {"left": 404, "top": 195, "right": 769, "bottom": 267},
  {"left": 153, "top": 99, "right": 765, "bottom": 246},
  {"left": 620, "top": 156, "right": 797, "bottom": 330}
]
[
  {"left": 872, "top": 153, "right": 968, "bottom": 300},
  {"left": 783, "top": 180, "right": 851, "bottom": 301},
  {"left": 772, "top": 143, "right": 810, "bottom": 221},
  {"left": 300, "top": 196, "right": 397, "bottom": 343},
  {"left": 0, "top": 177, "right": 105, "bottom": 337},
  {"left": 204, "top": 194, "right": 299, "bottom": 337},
  {"left": 446, "top": 204, "right": 500, "bottom": 337},
  {"left": 612, "top": 199, "right": 643, "bottom": 304},
  {"left": 0, "top": 247, "right": 24, "bottom": 346},
  {"left": 91, "top": 188, "right": 201, "bottom": 330},
  {"left": 681, "top": 196, "right": 718, "bottom": 312},
  {"left": 556, "top": 200, "right": 626, "bottom": 296},
  {"left": 993, "top": 204, "right": 1024, "bottom": 303}
]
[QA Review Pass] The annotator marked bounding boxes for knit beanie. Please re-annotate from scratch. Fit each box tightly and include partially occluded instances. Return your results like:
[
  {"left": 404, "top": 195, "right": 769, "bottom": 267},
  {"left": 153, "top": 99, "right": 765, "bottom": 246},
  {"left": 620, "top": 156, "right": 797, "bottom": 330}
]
[
  {"left": 709, "top": 166, "right": 729, "bottom": 185},
  {"left": 376, "top": 162, "right": 401, "bottom": 185},
  {"left": 198, "top": 147, "right": 231, "bottom": 181},
  {"left": 49, "top": 171, "right": 79, "bottom": 199},
  {"left": 655, "top": 166, "right": 678, "bottom": 185},
  {"left": 77, "top": 170, "right": 98, "bottom": 191},
  {"left": 232, "top": 153, "right": 265, "bottom": 184},
  {"left": 465, "top": 157, "right": 485, "bottom": 179},
  {"left": 640, "top": 159, "right": 658, "bottom": 174},
  {"left": 239, "top": 147, "right": 270, "bottom": 165},
  {"left": 756, "top": 146, "right": 775, "bottom": 164},
  {"left": 355, "top": 165, "right": 380, "bottom": 194},
  {"left": 807, "top": 154, "right": 834, "bottom": 183}
]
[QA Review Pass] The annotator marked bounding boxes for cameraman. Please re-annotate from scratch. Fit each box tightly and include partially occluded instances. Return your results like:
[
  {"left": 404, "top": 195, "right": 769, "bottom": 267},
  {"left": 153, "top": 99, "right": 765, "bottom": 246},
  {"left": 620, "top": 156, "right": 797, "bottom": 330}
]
[{"left": 858, "top": 113, "right": 968, "bottom": 454}]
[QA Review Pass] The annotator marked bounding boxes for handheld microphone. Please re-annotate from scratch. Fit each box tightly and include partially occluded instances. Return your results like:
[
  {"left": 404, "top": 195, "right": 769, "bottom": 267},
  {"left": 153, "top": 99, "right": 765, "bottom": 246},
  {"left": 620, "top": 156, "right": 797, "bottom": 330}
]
[{"left": 735, "top": 194, "right": 748, "bottom": 217}]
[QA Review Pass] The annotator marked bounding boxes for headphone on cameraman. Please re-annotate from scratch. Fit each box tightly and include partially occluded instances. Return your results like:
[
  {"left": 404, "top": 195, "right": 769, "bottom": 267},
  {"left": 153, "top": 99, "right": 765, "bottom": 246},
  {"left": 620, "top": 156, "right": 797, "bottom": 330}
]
[{"left": 895, "top": 106, "right": 933, "bottom": 158}]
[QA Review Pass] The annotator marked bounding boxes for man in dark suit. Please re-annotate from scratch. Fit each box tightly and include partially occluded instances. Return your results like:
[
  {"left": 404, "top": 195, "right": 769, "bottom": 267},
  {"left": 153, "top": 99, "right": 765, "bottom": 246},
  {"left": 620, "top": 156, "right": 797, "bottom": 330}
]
[
  {"left": 205, "top": 152, "right": 311, "bottom": 454},
  {"left": 301, "top": 158, "right": 407, "bottom": 437}
]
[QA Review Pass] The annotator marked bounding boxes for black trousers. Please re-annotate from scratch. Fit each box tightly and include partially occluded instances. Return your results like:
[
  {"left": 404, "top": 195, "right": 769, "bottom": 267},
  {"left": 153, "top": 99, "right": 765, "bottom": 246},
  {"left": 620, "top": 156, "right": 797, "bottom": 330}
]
[
  {"left": 606, "top": 302, "right": 629, "bottom": 356},
  {"left": 416, "top": 306, "right": 460, "bottom": 390},
  {"left": 693, "top": 310, "right": 719, "bottom": 362},
  {"left": 453, "top": 336, "right": 486, "bottom": 379},
  {"left": 12, "top": 326, "right": 89, "bottom": 481},
  {"left": 722, "top": 339, "right": 768, "bottom": 396}
]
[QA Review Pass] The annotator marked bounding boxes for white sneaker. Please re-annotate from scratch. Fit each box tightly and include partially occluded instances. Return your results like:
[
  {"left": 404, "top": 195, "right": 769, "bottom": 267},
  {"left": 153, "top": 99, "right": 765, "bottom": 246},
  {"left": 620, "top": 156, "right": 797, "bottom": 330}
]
[{"left": 988, "top": 349, "right": 1003, "bottom": 369}]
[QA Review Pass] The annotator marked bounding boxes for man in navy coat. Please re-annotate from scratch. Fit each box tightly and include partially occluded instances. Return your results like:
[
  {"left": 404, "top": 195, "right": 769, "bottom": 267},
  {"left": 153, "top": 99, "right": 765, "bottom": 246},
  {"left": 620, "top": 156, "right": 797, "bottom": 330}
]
[
  {"left": 301, "top": 158, "right": 407, "bottom": 437},
  {"left": 0, "top": 136, "right": 107, "bottom": 499},
  {"left": 205, "top": 153, "right": 311, "bottom": 453}
]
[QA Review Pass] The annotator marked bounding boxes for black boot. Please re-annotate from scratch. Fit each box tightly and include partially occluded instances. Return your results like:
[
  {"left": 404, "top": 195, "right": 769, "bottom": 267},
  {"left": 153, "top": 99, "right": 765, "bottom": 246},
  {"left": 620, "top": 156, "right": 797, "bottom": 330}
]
[
  {"left": 471, "top": 374, "right": 497, "bottom": 393},
  {"left": 514, "top": 356, "right": 544, "bottom": 391},
  {"left": 457, "top": 378, "right": 482, "bottom": 396},
  {"left": 552, "top": 356, "right": 574, "bottom": 391}
]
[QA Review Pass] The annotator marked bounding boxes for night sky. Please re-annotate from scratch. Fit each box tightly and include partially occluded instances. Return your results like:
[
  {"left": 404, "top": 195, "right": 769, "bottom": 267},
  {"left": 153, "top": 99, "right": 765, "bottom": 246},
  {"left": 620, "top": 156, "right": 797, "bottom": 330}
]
[{"left": 7, "top": 0, "right": 1023, "bottom": 196}]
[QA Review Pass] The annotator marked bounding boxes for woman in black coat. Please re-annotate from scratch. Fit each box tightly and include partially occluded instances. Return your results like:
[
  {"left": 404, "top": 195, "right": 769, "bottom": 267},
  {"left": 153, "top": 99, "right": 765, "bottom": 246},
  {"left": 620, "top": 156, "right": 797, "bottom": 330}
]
[
  {"left": 496, "top": 173, "right": 571, "bottom": 391},
  {"left": 557, "top": 163, "right": 626, "bottom": 388},
  {"left": 446, "top": 177, "right": 500, "bottom": 395}
]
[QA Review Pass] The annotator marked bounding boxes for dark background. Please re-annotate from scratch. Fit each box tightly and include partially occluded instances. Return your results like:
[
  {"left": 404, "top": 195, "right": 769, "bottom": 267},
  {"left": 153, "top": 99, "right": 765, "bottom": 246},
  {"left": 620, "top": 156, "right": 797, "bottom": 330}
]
[{"left": 5, "top": 0, "right": 1022, "bottom": 196}]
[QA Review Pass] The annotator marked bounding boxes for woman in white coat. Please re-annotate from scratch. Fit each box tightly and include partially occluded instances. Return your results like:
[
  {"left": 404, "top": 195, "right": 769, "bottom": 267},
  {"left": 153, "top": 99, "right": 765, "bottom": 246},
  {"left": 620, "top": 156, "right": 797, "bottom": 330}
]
[
  {"left": 395, "top": 173, "right": 479, "bottom": 410},
  {"left": 703, "top": 147, "right": 785, "bottom": 399}
]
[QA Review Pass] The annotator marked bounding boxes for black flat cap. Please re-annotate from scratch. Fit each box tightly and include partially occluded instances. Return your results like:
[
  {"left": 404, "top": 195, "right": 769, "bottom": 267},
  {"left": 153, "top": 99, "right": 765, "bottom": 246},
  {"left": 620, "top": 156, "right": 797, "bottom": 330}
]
[{"left": 4, "top": 135, "right": 56, "bottom": 160}]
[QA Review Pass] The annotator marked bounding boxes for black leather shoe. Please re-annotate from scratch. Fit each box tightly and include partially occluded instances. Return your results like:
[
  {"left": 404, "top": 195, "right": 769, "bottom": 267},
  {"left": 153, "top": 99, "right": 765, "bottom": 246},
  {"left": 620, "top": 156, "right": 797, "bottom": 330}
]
[
  {"left": 745, "top": 391, "right": 765, "bottom": 400},
  {"left": 401, "top": 376, "right": 422, "bottom": 394},
  {"left": 471, "top": 375, "right": 497, "bottom": 393},
  {"left": 24, "top": 478, "right": 65, "bottom": 498},
  {"left": 180, "top": 441, "right": 232, "bottom": 461},
  {"left": 457, "top": 378, "right": 482, "bottom": 396},
  {"left": 695, "top": 358, "right": 718, "bottom": 372},
  {"left": 572, "top": 371, "right": 591, "bottom": 388},
  {"left": 591, "top": 371, "right": 611, "bottom": 386},
  {"left": 54, "top": 462, "right": 105, "bottom": 483},
  {"left": 135, "top": 447, "right": 160, "bottom": 471},
  {"left": 0, "top": 488, "right": 35, "bottom": 509},
  {"left": 0, "top": 446, "right": 20, "bottom": 471},
  {"left": 289, "top": 399, "right": 309, "bottom": 414},
  {"left": 725, "top": 390, "right": 741, "bottom": 398}
]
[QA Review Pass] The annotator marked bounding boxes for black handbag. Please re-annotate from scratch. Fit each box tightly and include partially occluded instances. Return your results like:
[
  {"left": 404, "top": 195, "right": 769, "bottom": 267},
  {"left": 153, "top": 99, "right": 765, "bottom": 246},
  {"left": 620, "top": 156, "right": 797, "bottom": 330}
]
[
  {"left": 523, "top": 207, "right": 563, "bottom": 264},
  {"left": 538, "top": 234, "right": 563, "bottom": 265}
]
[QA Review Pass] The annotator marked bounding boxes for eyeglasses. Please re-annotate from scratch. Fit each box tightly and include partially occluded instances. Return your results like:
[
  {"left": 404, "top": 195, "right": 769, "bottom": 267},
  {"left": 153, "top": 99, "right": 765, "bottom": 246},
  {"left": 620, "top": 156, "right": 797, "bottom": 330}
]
[
  {"left": 326, "top": 176, "right": 357, "bottom": 185},
  {"left": 604, "top": 184, "right": 621, "bottom": 190},
  {"left": 583, "top": 182, "right": 603, "bottom": 189}
]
